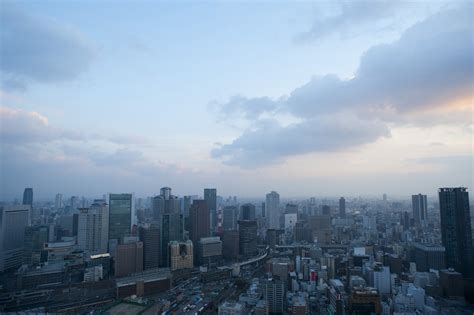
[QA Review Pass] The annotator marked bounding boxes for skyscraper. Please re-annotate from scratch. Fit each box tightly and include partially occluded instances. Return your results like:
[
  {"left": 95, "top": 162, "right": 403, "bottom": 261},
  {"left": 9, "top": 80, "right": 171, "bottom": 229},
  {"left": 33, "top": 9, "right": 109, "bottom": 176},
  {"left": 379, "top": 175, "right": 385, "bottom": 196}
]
[
  {"left": 22, "top": 188, "right": 33, "bottom": 206},
  {"left": 266, "top": 191, "right": 280, "bottom": 230},
  {"left": 223, "top": 206, "right": 238, "bottom": 231},
  {"left": 139, "top": 223, "right": 160, "bottom": 270},
  {"left": 77, "top": 200, "right": 109, "bottom": 255},
  {"left": 204, "top": 188, "right": 217, "bottom": 230},
  {"left": 152, "top": 187, "right": 180, "bottom": 220},
  {"left": 439, "top": 187, "right": 473, "bottom": 277},
  {"left": 240, "top": 203, "right": 256, "bottom": 220},
  {"left": 339, "top": 197, "right": 346, "bottom": 218},
  {"left": 0, "top": 205, "right": 31, "bottom": 271},
  {"left": 55, "top": 193, "right": 63, "bottom": 210},
  {"left": 238, "top": 220, "right": 258, "bottom": 257},
  {"left": 412, "top": 194, "right": 428, "bottom": 227},
  {"left": 189, "top": 200, "right": 210, "bottom": 256},
  {"left": 108, "top": 193, "right": 134, "bottom": 245},
  {"left": 160, "top": 212, "right": 183, "bottom": 267}
]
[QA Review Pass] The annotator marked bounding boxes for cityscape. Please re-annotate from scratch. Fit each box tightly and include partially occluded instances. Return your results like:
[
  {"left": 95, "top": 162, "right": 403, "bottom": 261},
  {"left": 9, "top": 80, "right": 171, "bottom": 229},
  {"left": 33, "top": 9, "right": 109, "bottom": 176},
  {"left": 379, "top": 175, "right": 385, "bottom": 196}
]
[{"left": 1, "top": 1, "right": 473, "bottom": 315}]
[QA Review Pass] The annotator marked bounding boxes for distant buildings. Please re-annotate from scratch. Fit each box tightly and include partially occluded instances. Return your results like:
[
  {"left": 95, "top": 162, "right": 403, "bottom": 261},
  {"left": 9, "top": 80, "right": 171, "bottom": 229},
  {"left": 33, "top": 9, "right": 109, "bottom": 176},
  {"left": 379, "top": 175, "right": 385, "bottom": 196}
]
[
  {"left": 439, "top": 187, "right": 473, "bottom": 276},
  {"left": 108, "top": 193, "right": 134, "bottom": 245},
  {"left": 204, "top": 188, "right": 217, "bottom": 230},
  {"left": 412, "top": 194, "right": 428, "bottom": 227},
  {"left": 152, "top": 187, "right": 180, "bottom": 220},
  {"left": 55, "top": 193, "right": 63, "bottom": 210},
  {"left": 266, "top": 191, "right": 280, "bottom": 230},
  {"left": 170, "top": 240, "right": 193, "bottom": 271},
  {"left": 0, "top": 205, "right": 31, "bottom": 271}
]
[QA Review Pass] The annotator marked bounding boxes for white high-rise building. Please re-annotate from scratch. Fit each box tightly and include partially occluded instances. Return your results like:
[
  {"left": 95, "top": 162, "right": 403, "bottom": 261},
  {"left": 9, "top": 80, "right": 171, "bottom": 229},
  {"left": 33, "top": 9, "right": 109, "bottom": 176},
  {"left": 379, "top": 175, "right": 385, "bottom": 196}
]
[
  {"left": 266, "top": 191, "right": 280, "bottom": 229},
  {"left": 0, "top": 205, "right": 31, "bottom": 271},
  {"left": 77, "top": 200, "right": 109, "bottom": 254},
  {"left": 55, "top": 193, "right": 63, "bottom": 210},
  {"left": 373, "top": 264, "right": 391, "bottom": 295}
]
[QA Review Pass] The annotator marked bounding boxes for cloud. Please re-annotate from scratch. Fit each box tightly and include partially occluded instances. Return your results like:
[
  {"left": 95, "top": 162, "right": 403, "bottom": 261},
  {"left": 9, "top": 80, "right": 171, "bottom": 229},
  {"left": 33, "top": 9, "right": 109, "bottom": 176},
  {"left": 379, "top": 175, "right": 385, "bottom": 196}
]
[
  {"left": 212, "top": 115, "right": 390, "bottom": 167},
  {"left": 0, "top": 5, "right": 94, "bottom": 89},
  {"left": 213, "top": 5, "right": 473, "bottom": 168},
  {"left": 296, "top": 0, "right": 401, "bottom": 42}
]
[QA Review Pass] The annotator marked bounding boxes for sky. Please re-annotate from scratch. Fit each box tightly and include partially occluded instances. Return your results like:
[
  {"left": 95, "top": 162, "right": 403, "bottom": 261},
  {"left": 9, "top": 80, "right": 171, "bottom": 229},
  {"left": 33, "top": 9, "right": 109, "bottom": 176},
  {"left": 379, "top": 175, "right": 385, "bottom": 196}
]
[{"left": 0, "top": 0, "right": 473, "bottom": 200}]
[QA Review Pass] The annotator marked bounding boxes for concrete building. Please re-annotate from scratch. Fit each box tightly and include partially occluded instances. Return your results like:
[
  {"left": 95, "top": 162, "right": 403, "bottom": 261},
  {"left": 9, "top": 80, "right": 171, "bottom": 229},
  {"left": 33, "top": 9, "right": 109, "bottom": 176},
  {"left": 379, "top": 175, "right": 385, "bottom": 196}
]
[
  {"left": 223, "top": 206, "right": 238, "bottom": 231},
  {"left": 266, "top": 191, "right": 280, "bottom": 230},
  {"left": 198, "top": 236, "right": 222, "bottom": 265},
  {"left": 115, "top": 241, "right": 143, "bottom": 277},
  {"left": 77, "top": 200, "right": 108, "bottom": 255},
  {"left": 238, "top": 220, "right": 258, "bottom": 257},
  {"left": 0, "top": 205, "right": 31, "bottom": 271},
  {"left": 189, "top": 199, "right": 210, "bottom": 256},
  {"left": 262, "top": 279, "right": 286, "bottom": 314},
  {"left": 222, "top": 230, "right": 239, "bottom": 260},
  {"left": 240, "top": 203, "right": 256, "bottom": 220},
  {"left": 414, "top": 243, "right": 446, "bottom": 272},
  {"left": 170, "top": 240, "right": 193, "bottom": 271},
  {"left": 339, "top": 197, "right": 346, "bottom": 218},
  {"left": 204, "top": 188, "right": 217, "bottom": 230},
  {"left": 139, "top": 223, "right": 160, "bottom": 270},
  {"left": 412, "top": 194, "right": 428, "bottom": 227}
]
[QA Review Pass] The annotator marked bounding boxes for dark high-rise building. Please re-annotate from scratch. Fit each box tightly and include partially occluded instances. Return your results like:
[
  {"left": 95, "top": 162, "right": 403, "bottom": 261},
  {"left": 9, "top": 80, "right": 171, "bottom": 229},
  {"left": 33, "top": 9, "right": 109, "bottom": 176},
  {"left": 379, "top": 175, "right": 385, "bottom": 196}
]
[
  {"left": 139, "top": 223, "right": 160, "bottom": 270},
  {"left": 189, "top": 200, "right": 210, "bottom": 256},
  {"left": 152, "top": 187, "right": 179, "bottom": 220},
  {"left": 414, "top": 243, "right": 446, "bottom": 272},
  {"left": 412, "top": 194, "right": 428, "bottom": 226},
  {"left": 400, "top": 211, "right": 410, "bottom": 231},
  {"left": 22, "top": 188, "right": 33, "bottom": 206},
  {"left": 108, "top": 193, "right": 134, "bottom": 245},
  {"left": 339, "top": 197, "right": 346, "bottom": 218},
  {"left": 24, "top": 225, "right": 49, "bottom": 266},
  {"left": 223, "top": 206, "right": 238, "bottom": 231},
  {"left": 204, "top": 188, "right": 217, "bottom": 230},
  {"left": 115, "top": 241, "right": 143, "bottom": 277},
  {"left": 238, "top": 220, "right": 258, "bottom": 257},
  {"left": 240, "top": 203, "right": 256, "bottom": 220},
  {"left": 262, "top": 279, "right": 286, "bottom": 314},
  {"left": 160, "top": 213, "right": 183, "bottom": 267},
  {"left": 222, "top": 230, "right": 239, "bottom": 260},
  {"left": 322, "top": 205, "right": 331, "bottom": 215},
  {"left": 0, "top": 205, "right": 31, "bottom": 271},
  {"left": 439, "top": 187, "right": 473, "bottom": 276}
]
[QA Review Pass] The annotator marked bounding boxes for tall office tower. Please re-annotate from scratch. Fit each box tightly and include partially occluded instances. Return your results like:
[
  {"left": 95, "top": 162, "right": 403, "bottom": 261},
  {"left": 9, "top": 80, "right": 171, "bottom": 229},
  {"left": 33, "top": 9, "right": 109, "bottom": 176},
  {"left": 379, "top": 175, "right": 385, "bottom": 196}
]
[
  {"left": 204, "top": 188, "right": 217, "bottom": 230},
  {"left": 0, "top": 205, "right": 31, "bottom": 271},
  {"left": 115, "top": 240, "right": 143, "bottom": 277},
  {"left": 322, "top": 205, "right": 331, "bottom": 215},
  {"left": 439, "top": 187, "right": 473, "bottom": 276},
  {"left": 400, "top": 211, "right": 410, "bottom": 231},
  {"left": 139, "top": 223, "right": 160, "bottom": 270},
  {"left": 412, "top": 194, "right": 428, "bottom": 227},
  {"left": 310, "top": 215, "right": 331, "bottom": 244},
  {"left": 266, "top": 191, "right": 280, "bottom": 230},
  {"left": 160, "top": 213, "right": 183, "bottom": 267},
  {"left": 238, "top": 220, "right": 258, "bottom": 257},
  {"left": 240, "top": 203, "right": 256, "bottom": 220},
  {"left": 339, "top": 197, "right": 346, "bottom": 218},
  {"left": 24, "top": 225, "right": 49, "bottom": 266},
  {"left": 198, "top": 236, "right": 222, "bottom": 266},
  {"left": 223, "top": 206, "right": 238, "bottom": 231},
  {"left": 70, "top": 196, "right": 79, "bottom": 211},
  {"left": 170, "top": 240, "right": 193, "bottom": 271},
  {"left": 152, "top": 187, "right": 180, "bottom": 220},
  {"left": 77, "top": 200, "right": 109, "bottom": 255},
  {"left": 55, "top": 193, "right": 63, "bottom": 210},
  {"left": 22, "top": 188, "right": 33, "bottom": 206},
  {"left": 189, "top": 200, "right": 210, "bottom": 255},
  {"left": 285, "top": 203, "right": 298, "bottom": 214},
  {"left": 183, "top": 195, "right": 193, "bottom": 217},
  {"left": 108, "top": 193, "right": 134, "bottom": 245},
  {"left": 222, "top": 230, "right": 239, "bottom": 260},
  {"left": 261, "top": 202, "right": 265, "bottom": 218},
  {"left": 262, "top": 279, "right": 286, "bottom": 314}
]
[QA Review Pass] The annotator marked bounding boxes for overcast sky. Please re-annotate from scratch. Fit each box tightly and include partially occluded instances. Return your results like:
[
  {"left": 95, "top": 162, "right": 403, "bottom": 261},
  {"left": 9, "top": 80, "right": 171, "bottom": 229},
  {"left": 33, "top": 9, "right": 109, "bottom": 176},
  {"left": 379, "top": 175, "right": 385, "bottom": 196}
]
[{"left": 1, "top": 0, "right": 472, "bottom": 200}]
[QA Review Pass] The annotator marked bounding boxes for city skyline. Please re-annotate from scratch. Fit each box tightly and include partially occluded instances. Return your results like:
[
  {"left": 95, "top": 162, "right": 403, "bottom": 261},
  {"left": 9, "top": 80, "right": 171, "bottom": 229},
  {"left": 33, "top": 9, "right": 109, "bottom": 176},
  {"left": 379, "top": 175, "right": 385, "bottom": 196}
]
[{"left": 1, "top": 1, "right": 473, "bottom": 199}]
